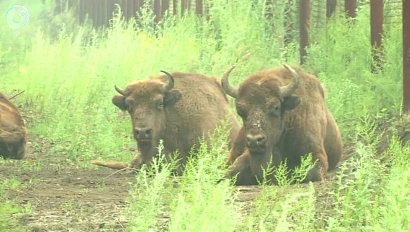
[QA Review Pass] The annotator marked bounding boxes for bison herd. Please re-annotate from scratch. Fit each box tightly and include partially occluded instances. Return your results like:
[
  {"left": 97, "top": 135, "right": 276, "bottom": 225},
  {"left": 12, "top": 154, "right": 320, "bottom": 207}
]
[{"left": 1, "top": 64, "right": 343, "bottom": 185}]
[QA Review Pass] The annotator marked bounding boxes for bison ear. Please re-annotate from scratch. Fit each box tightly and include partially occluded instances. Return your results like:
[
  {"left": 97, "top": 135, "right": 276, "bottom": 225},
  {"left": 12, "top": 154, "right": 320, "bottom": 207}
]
[
  {"left": 282, "top": 96, "right": 300, "bottom": 111},
  {"left": 164, "top": 89, "right": 182, "bottom": 107},
  {"left": 112, "top": 95, "right": 127, "bottom": 111}
]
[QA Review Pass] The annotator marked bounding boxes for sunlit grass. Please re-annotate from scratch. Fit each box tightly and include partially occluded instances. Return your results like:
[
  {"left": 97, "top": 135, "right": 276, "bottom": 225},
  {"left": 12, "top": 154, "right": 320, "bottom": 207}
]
[{"left": 0, "top": 178, "right": 28, "bottom": 232}]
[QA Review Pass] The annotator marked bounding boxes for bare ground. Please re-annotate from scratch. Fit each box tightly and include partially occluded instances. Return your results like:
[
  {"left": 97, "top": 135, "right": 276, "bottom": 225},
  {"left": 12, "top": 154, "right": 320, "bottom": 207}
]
[
  {"left": 0, "top": 137, "right": 263, "bottom": 231},
  {"left": 1, "top": 141, "right": 134, "bottom": 231},
  {"left": 1, "top": 142, "right": 353, "bottom": 232}
]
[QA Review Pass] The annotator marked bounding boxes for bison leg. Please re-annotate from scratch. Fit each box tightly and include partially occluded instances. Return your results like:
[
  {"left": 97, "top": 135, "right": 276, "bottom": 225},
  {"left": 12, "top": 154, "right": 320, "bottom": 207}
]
[
  {"left": 226, "top": 152, "right": 259, "bottom": 185},
  {"left": 303, "top": 148, "right": 329, "bottom": 182},
  {"left": 324, "top": 112, "right": 343, "bottom": 170},
  {"left": 227, "top": 127, "right": 246, "bottom": 164},
  {"left": 8, "top": 143, "right": 25, "bottom": 160},
  {"left": 0, "top": 131, "right": 26, "bottom": 160}
]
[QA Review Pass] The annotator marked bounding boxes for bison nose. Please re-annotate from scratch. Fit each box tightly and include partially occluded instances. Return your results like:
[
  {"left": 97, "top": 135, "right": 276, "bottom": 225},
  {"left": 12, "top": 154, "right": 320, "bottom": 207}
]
[
  {"left": 134, "top": 127, "right": 153, "bottom": 139},
  {"left": 246, "top": 134, "right": 267, "bottom": 147}
]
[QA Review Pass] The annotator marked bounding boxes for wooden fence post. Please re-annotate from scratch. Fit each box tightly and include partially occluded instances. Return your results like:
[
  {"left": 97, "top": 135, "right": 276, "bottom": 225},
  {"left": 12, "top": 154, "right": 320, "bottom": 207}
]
[
  {"left": 283, "top": 0, "right": 294, "bottom": 47},
  {"left": 265, "top": 0, "right": 274, "bottom": 32},
  {"left": 403, "top": 0, "right": 410, "bottom": 113},
  {"left": 327, "top": 0, "right": 337, "bottom": 18},
  {"left": 154, "top": 0, "right": 161, "bottom": 22},
  {"left": 300, "top": 0, "right": 311, "bottom": 65},
  {"left": 181, "top": 0, "right": 187, "bottom": 15},
  {"left": 195, "top": 0, "right": 203, "bottom": 16},
  {"left": 370, "top": 0, "right": 384, "bottom": 72},
  {"left": 345, "top": 0, "right": 357, "bottom": 18}
]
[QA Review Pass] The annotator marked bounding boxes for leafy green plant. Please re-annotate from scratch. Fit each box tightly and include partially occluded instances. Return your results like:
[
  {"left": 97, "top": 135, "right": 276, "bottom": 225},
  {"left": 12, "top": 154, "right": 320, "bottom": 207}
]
[
  {"left": 168, "top": 125, "right": 239, "bottom": 232},
  {"left": 0, "top": 178, "right": 27, "bottom": 232},
  {"left": 127, "top": 140, "right": 176, "bottom": 231}
]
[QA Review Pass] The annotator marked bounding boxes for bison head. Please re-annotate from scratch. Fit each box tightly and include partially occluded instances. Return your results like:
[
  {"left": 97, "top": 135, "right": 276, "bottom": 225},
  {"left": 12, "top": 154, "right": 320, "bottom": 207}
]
[
  {"left": 222, "top": 65, "right": 300, "bottom": 155},
  {"left": 112, "top": 71, "right": 182, "bottom": 149}
]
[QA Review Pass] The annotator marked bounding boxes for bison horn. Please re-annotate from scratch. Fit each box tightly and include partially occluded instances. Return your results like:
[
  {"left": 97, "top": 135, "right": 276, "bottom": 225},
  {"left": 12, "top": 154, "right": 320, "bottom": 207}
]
[
  {"left": 160, "top": 70, "right": 175, "bottom": 92},
  {"left": 114, "top": 85, "right": 126, "bottom": 96},
  {"left": 221, "top": 65, "right": 238, "bottom": 98},
  {"left": 280, "top": 64, "right": 300, "bottom": 98}
]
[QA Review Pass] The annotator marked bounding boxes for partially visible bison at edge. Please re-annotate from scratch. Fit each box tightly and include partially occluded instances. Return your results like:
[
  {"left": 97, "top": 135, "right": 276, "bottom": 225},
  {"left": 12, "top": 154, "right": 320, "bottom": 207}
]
[
  {"left": 0, "top": 92, "right": 27, "bottom": 159},
  {"left": 222, "top": 65, "right": 343, "bottom": 185},
  {"left": 92, "top": 71, "right": 240, "bottom": 174}
]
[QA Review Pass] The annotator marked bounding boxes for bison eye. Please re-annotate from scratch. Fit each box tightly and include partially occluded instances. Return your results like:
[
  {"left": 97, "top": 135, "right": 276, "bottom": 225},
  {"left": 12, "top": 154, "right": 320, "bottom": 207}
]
[
  {"left": 157, "top": 101, "right": 164, "bottom": 110},
  {"left": 236, "top": 108, "right": 247, "bottom": 119},
  {"left": 124, "top": 99, "right": 135, "bottom": 110},
  {"left": 269, "top": 105, "right": 281, "bottom": 116}
]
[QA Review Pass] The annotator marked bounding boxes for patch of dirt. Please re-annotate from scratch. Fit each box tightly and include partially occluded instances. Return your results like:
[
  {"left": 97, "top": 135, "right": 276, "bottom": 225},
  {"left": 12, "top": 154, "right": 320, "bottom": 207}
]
[
  {"left": 0, "top": 139, "right": 135, "bottom": 231},
  {"left": 0, "top": 161, "right": 134, "bottom": 231},
  {"left": 0, "top": 137, "right": 264, "bottom": 231},
  {"left": 0, "top": 138, "right": 354, "bottom": 232}
]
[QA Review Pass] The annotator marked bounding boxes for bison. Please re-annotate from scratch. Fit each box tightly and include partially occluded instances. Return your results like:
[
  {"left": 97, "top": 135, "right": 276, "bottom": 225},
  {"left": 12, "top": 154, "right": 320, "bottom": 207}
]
[
  {"left": 0, "top": 92, "right": 27, "bottom": 159},
  {"left": 222, "top": 65, "right": 342, "bottom": 185},
  {"left": 92, "top": 71, "right": 240, "bottom": 174}
]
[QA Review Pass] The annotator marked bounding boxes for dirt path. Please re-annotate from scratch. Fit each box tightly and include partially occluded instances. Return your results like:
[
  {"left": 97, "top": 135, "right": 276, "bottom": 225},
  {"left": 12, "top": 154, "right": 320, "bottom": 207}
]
[
  {"left": 1, "top": 137, "right": 354, "bottom": 232},
  {"left": 1, "top": 160, "right": 264, "bottom": 232},
  {"left": 0, "top": 140, "right": 264, "bottom": 232},
  {"left": 1, "top": 153, "right": 134, "bottom": 231}
]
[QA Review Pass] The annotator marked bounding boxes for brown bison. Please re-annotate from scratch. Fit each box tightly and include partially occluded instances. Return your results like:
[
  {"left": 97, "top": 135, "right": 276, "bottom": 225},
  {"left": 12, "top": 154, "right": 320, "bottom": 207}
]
[
  {"left": 0, "top": 92, "right": 27, "bottom": 159},
  {"left": 222, "top": 65, "right": 342, "bottom": 185},
  {"left": 92, "top": 71, "right": 240, "bottom": 174}
]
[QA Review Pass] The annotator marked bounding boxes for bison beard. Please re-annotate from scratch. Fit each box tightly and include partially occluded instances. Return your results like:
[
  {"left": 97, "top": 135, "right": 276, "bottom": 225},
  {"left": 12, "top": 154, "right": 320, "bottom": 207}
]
[
  {"left": 0, "top": 92, "right": 27, "bottom": 160},
  {"left": 91, "top": 71, "right": 240, "bottom": 174},
  {"left": 222, "top": 65, "right": 343, "bottom": 185}
]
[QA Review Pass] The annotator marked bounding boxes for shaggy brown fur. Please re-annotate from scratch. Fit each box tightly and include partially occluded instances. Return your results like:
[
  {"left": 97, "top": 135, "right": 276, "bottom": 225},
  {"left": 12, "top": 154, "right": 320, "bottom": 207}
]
[
  {"left": 92, "top": 72, "right": 240, "bottom": 174},
  {"left": 222, "top": 65, "right": 342, "bottom": 185},
  {"left": 0, "top": 92, "right": 27, "bottom": 159}
]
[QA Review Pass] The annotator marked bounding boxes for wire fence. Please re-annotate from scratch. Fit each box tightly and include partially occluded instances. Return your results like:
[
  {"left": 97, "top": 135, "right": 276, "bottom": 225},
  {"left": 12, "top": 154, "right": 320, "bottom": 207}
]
[
  {"left": 53, "top": 0, "right": 408, "bottom": 112},
  {"left": 54, "top": 1, "right": 402, "bottom": 36}
]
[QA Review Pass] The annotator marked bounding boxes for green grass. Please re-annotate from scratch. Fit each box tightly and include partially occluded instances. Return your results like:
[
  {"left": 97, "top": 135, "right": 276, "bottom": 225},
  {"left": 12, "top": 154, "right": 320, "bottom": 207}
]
[
  {"left": 1, "top": 0, "right": 409, "bottom": 231},
  {"left": 0, "top": 178, "right": 28, "bottom": 232},
  {"left": 324, "top": 136, "right": 410, "bottom": 232}
]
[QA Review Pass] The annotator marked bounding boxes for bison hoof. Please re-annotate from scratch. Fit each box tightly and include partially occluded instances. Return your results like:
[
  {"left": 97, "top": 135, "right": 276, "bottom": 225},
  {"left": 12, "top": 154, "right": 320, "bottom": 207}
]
[{"left": 304, "top": 166, "right": 326, "bottom": 183}]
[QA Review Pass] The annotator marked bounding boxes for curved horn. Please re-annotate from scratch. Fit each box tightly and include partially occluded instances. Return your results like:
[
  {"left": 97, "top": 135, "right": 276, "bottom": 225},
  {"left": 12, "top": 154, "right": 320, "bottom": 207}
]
[
  {"left": 114, "top": 85, "right": 126, "bottom": 96},
  {"left": 280, "top": 64, "right": 300, "bottom": 98},
  {"left": 160, "top": 70, "right": 175, "bottom": 92},
  {"left": 221, "top": 65, "right": 238, "bottom": 98}
]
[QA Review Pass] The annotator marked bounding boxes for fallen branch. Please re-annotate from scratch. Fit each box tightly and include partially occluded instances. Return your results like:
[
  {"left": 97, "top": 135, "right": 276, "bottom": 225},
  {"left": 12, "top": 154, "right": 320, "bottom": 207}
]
[
  {"left": 9, "top": 90, "right": 25, "bottom": 100},
  {"left": 103, "top": 167, "right": 139, "bottom": 179},
  {"left": 90, "top": 160, "right": 130, "bottom": 170}
]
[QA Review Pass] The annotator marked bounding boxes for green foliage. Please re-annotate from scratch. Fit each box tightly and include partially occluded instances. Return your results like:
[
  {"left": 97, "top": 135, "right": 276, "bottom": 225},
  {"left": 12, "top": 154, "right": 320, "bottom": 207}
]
[
  {"left": 0, "top": 0, "right": 408, "bottom": 231},
  {"left": 374, "top": 138, "right": 410, "bottom": 231},
  {"left": 305, "top": 6, "right": 402, "bottom": 137},
  {"left": 269, "top": 154, "right": 317, "bottom": 186},
  {"left": 325, "top": 135, "right": 410, "bottom": 231},
  {"left": 0, "top": 178, "right": 27, "bottom": 232},
  {"left": 242, "top": 183, "right": 317, "bottom": 232},
  {"left": 128, "top": 126, "right": 240, "bottom": 232},
  {"left": 168, "top": 124, "right": 239, "bottom": 232},
  {"left": 127, "top": 141, "right": 176, "bottom": 231}
]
